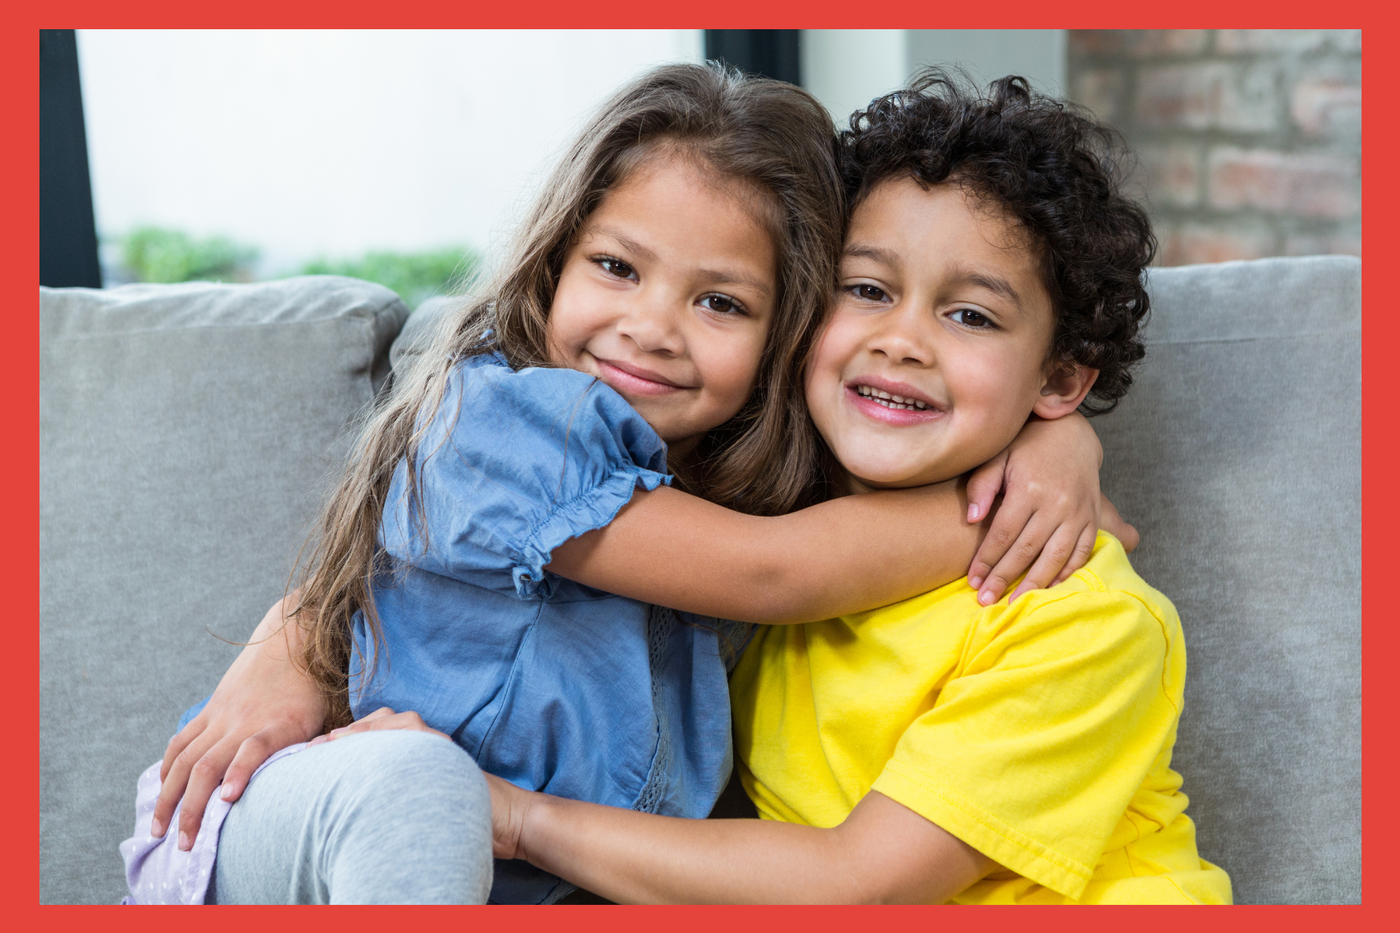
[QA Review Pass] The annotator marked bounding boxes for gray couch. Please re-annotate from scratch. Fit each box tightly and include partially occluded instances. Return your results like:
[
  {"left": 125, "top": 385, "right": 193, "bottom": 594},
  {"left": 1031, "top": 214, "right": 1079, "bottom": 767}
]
[{"left": 39, "top": 257, "right": 1361, "bottom": 904}]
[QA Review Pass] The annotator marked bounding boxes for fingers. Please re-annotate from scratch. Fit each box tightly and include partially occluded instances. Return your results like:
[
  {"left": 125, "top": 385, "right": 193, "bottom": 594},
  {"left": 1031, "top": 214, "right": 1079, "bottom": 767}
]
[
  {"left": 307, "top": 709, "right": 450, "bottom": 748},
  {"left": 1008, "top": 523, "right": 1093, "bottom": 604},
  {"left": 967, "top": 490, "right": 1037, "bottom": 600},
  {"left": 974, "top": 507, "right": 1059, "bottom": 606},
  {"left": 1098, "top": 494, "right": 1140, "bottom": 552},
  {"left": 1050, "top": 525, "right": 1100, "bottom": 587},
  {"left": 1117, "top": 520, "right": 1140, "bottom": 553},
  {"left": 156, "top": 736, "right": 237, "bottom": 849},
  {"left": 964, "top": 450, "right": 1009, "bottom": 523},
  {"left": 152, "top": 724, "right": 217, "bottom": 838},
  {"left": 159, "top": 713, "right": 205, "bottom": 784},
  {"left": 208, "top": 729, "right": 284, "bottom": 810}
]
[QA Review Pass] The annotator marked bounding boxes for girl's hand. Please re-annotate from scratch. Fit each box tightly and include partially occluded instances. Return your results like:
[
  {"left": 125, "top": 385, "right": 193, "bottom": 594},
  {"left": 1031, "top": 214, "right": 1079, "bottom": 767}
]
[
  {"left": 484, "top": 771, "right": 537, "bottom": 861},
  {"left": 963, "top": 412, "right": 1109, "bottom": 606},
  {"left": 1099, "top": 493, "right": 1140, "bottom": 553},
  {"left": 154, "top": 595, "right": 326, "bottom": 850},
  {"left": 306, "top": 706, "right": 451, "bottom": 747}
]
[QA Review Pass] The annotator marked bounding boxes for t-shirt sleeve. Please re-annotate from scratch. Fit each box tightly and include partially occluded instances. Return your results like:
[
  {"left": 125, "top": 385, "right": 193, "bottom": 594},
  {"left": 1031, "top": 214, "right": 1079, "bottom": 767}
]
[
  {"left": 869, "top": 588, "right": 1180, "bottom": 900},
  {"left": 379, "top": 356, "right": 671, "bottom": 599}
]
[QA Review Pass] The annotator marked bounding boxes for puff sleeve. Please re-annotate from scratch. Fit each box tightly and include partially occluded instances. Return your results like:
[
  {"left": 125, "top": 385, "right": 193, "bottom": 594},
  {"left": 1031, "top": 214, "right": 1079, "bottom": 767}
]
[{"left": 378, "top": 353, "right": 671, "bottom": 599}]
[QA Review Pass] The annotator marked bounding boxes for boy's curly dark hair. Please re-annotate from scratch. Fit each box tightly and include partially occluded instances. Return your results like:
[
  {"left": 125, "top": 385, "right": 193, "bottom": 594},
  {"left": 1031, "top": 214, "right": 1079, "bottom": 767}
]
[{"left": 839, "top": 68, "right": 1156, "bottom": 414}]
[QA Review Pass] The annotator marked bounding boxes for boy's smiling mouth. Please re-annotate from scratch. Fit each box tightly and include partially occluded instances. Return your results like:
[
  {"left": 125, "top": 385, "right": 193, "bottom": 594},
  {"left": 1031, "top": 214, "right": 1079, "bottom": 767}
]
[
  {"left": 855, "top": 384, "right": 929, "bottom": 411},
  {"left": 846, "top": 378, "right": 943, "bottom": 425}
]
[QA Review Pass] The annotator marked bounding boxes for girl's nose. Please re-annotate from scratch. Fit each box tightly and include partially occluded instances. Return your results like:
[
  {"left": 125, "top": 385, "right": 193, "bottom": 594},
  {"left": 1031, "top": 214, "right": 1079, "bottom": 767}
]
[{"left": 617, "top": 293, "right": 685, "bottom": 356}]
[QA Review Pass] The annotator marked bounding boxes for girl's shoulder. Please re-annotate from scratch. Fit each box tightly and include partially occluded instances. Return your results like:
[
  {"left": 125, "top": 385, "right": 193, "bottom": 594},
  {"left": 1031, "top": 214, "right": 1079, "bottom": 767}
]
[
  {"left": 451, "top": 351, "right": 630, "bottom": 417},
  {"left": 429, "top": 351, "right": 668, "bottom": 474}
]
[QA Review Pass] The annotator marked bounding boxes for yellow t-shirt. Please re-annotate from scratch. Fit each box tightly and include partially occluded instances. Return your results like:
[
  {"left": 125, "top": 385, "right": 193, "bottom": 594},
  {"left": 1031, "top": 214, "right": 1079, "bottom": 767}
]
[{"left": 730, "top": 533, "right": 1231, "bottom": 904}]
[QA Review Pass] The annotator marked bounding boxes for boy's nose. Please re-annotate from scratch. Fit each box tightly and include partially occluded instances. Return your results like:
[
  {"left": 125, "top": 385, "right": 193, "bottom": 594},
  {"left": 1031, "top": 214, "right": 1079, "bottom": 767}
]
[{"left": 867, "top": 304, "right": 933, "bottom": 366}]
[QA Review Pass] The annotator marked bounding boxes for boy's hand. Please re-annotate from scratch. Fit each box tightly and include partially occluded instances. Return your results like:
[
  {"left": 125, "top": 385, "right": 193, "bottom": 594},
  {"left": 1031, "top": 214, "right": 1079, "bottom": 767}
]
[
  {"left": 153, "top": 596, "right": 326, "bottom": 851},
  {"left": 964, "top": 413, "right": 1103, "bottom": 605}
]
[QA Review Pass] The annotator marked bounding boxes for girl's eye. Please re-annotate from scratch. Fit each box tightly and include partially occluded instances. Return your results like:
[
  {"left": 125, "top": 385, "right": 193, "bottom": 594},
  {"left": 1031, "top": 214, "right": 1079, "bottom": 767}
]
[
  {"left": 597, "top": 257, "right": 636, "bottom": 280},
  {"left": 851, "top": 284, "right": 888, "bottom": 302},
  {"left": 950, "top": 308, "right": 994, "bottom": 328},
  {"left": 700, "top": 294, "right": 745, "bottom": 316}
]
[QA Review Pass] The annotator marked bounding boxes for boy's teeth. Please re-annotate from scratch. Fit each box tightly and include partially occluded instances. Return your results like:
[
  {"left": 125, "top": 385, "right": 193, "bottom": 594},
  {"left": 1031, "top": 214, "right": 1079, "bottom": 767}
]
[{"left": 856, "top": 384, "right": 928, "bottom": 410}]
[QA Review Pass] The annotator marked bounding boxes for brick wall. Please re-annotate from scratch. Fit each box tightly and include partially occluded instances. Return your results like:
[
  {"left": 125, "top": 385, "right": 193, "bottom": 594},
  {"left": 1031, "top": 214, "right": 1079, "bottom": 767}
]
[{"left": 1067, "top": 30, "right": 1361, "bottom": 266}]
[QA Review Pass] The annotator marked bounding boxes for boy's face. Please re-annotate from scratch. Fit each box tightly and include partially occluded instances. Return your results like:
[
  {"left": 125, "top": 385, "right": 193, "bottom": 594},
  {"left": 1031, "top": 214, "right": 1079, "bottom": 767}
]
[{"left": 806, "top": 178, "right": 1061, "bottom": 493}]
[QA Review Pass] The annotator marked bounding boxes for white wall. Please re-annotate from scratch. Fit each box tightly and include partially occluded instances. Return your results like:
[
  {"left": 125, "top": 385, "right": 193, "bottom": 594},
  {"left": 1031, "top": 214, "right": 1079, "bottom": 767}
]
[
  {"left": 800, "top": 30, "right": 907, "bottom": 130},
  {"left": 77, "top": 30, "right": 703, "bottom": 278},
  {"left": 802, "top": 30, "right": 1067, "bottom": 130},
  {"left": 905, "top": 30, "right": 1065, "bottom": 95}
]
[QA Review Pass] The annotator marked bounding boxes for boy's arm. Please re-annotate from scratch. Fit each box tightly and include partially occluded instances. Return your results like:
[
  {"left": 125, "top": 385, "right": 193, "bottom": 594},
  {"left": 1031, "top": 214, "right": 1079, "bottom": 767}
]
[{"left": 489, "top": 774, "right": 995, "bottom": 904}]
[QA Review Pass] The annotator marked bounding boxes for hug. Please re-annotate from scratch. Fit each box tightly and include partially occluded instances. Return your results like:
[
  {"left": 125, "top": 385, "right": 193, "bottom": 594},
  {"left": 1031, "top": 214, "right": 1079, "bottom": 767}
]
[{"left": 37, "top": 59, "right": 1358, "bottom": 904}]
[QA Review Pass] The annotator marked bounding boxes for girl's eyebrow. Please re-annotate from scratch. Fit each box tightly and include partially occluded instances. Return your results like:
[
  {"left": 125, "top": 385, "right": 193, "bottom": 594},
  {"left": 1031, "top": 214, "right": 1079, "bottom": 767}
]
[
  {"left": 587, "top": 226, "right": 657, "bottom": 262},
  {"left": 590, "top": 225, "right": 772, "bottom": 299}
]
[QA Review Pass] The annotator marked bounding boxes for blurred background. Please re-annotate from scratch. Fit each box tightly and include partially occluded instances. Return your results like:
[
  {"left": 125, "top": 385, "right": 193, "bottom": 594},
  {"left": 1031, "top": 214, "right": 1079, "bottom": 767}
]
[{"left": 41, "top": 29, "right": 1361, "bottom": 301}]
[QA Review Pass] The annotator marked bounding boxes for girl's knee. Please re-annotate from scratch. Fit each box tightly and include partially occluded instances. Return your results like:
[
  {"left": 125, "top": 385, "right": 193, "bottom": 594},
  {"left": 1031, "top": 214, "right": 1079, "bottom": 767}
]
[{"left": 326, "top": 730, "right": 487, "bottom": 809}]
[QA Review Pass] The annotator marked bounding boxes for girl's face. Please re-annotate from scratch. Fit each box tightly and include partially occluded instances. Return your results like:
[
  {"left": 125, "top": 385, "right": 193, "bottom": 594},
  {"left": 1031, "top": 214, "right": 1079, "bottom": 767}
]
[
  {"left": 806, "top": 178, "right": 1065, "bottom": 494},
  {"left": 547, "top": 153, "right": 777, "bottom": 460}
]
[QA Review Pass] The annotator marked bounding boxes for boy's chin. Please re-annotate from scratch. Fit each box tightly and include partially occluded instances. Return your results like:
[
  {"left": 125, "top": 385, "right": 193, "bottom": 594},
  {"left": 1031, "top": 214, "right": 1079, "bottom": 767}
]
[{"left": 841, "top": 465, "right": 959, "bottom": 496}]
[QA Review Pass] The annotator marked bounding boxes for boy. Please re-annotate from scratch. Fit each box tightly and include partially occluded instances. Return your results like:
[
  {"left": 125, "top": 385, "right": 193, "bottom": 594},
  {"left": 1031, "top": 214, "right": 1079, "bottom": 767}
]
[{"left": 401, "top": 71, "right": 1231, "bottom": 904}]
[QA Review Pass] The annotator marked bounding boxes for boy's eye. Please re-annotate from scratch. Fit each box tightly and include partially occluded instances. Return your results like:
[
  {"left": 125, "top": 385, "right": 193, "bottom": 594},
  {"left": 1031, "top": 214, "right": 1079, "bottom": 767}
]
[
  {"left": 851, "top": 284, "right": 888, "bottom": 302},
  {"left": 700, "top": 294, "right": 744, "bottom": 316},
  {"left": 597, "top": 257, "right": 636, "bottom": 280},
  {"left": 950, "top": 308, "right": 994, "bottom": 328}
]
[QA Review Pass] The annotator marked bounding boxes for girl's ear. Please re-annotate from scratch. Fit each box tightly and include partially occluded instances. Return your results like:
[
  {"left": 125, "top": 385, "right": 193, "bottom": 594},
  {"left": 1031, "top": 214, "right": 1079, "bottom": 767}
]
[{"left": 1032, "top": 362, "right": 1099, "bottom": 420}]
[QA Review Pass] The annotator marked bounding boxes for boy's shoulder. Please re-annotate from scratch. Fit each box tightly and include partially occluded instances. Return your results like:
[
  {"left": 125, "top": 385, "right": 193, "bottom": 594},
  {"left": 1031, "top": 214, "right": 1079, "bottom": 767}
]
[
  {"left": 985, "top": 532, "right": 1184, "bottom": 670},
  {"left": 1051, "top": 532, "right": 1176, "bottom": 625}
]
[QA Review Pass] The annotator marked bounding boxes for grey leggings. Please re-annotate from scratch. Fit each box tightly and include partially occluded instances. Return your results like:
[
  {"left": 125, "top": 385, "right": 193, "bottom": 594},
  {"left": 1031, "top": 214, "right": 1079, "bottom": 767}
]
[{"left": 206, "top": 729, "right": 494, "bottom": 904}]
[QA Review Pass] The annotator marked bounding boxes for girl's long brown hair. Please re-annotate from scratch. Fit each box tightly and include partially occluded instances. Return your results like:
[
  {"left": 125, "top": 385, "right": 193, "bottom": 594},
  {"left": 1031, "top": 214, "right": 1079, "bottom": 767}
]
[{"left": 295, "top": 62, "right": 845, "bottom": 727}]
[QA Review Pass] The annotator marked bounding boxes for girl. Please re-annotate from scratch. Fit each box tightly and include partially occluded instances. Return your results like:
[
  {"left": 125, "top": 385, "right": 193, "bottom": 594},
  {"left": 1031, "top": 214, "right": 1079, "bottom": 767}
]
[{"left": 130, "top": 63, "right": 1115, "bottom": 905}]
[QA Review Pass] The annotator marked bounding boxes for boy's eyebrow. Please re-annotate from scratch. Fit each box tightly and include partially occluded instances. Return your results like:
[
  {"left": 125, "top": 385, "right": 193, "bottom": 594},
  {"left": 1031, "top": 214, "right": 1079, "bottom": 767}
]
[
  {"left": 591, "top": 225, "right": 772, "bottom": 298},
  {"left": 843, "top": 244, "right": 900, "bottom": 268},
  {"left": 953, "top": 266, "right": 1024, "bottom": 311},
  {"left": 845, "top": 246, "right": 1025, "bottom": 311}
]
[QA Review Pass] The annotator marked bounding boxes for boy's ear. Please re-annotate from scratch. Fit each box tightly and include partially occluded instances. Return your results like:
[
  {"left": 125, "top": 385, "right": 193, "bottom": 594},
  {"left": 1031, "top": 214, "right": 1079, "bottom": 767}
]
[{"left": 1033, "top": 362, "right": 1099, "bottom": 420}]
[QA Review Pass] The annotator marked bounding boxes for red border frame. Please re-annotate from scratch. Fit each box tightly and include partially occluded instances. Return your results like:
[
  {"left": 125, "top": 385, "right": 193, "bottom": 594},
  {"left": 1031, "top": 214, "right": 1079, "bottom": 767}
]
[{"left": 18, "top": 4, "right": 1389, "bottom": 929}]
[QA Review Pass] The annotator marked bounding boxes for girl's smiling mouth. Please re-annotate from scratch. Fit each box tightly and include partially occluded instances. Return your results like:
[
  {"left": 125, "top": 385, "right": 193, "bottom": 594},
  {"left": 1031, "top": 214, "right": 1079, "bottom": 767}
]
[{"left": 596, "top": 357, "right": 692, "bottom": 396}]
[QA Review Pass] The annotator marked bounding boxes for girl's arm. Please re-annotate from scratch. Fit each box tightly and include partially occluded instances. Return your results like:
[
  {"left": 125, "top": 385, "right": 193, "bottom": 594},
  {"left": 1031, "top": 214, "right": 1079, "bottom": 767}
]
[
  {"left": 487, "top": 769, "right": 994, "bottom": 904},
  {"left": 549, "top": 411, "right": 1118, "bottom": 624},
  {"left": 965, "top": 411, "right": 1137, "bottom": 605}
]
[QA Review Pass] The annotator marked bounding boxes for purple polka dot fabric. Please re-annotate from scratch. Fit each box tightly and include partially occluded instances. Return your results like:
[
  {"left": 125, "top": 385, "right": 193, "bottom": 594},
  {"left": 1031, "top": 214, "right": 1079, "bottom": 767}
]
[{"left": 119, "top": 743, "right": 308, "bottom": 904}]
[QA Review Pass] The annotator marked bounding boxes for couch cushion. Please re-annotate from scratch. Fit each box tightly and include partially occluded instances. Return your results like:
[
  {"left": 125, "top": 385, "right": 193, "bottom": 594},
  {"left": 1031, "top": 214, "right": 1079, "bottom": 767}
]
[
  {"left": 1096, "top": 256, "right": 1361, "bottom": 904},
  {"left": 39, "top": 276, "right": 408, "bottom": 904}
]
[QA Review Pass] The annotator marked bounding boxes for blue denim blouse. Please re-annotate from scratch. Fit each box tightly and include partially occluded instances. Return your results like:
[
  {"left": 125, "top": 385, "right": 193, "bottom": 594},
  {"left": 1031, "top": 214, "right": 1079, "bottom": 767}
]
[{"left": 350, "top": 352, "right": 735, "bottom": 904}]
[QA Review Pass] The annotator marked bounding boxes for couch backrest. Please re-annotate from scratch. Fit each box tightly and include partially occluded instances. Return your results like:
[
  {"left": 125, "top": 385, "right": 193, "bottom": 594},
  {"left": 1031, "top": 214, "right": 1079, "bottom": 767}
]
[
  {"left": 1096, "top": 256, "right": 1361, "bottom": 904},
  {"left": 39, "top": 277, "right": 409, "bottom": 904}
]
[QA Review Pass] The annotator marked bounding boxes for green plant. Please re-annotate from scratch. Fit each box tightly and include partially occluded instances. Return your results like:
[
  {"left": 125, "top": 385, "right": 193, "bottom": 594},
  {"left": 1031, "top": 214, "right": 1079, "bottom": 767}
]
[
  {"left": 300, "top": 248, "right": 481, "bottom": 308},
  {"left": 120, "top": 226, "right": 259, "bottom": 283}
]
